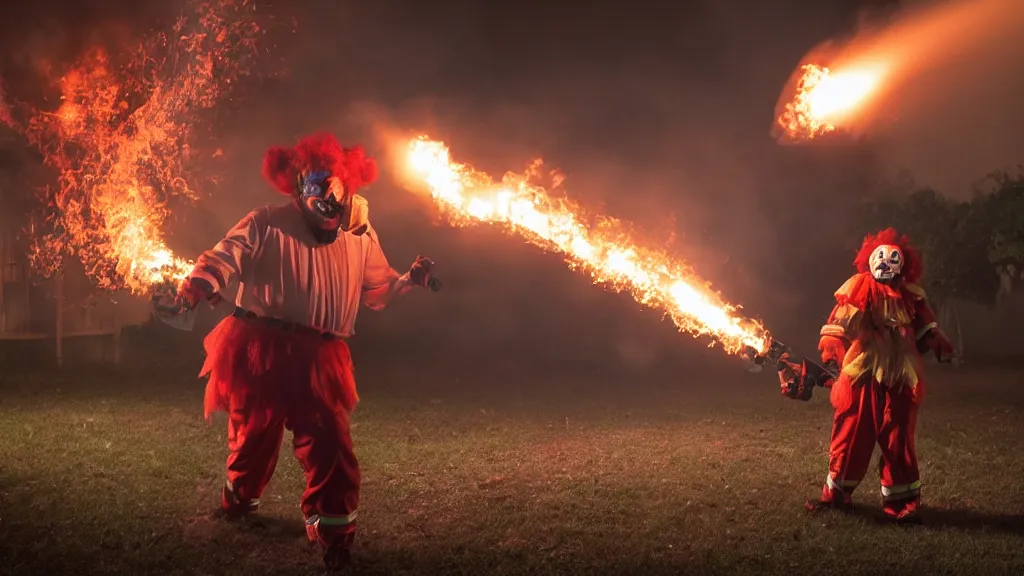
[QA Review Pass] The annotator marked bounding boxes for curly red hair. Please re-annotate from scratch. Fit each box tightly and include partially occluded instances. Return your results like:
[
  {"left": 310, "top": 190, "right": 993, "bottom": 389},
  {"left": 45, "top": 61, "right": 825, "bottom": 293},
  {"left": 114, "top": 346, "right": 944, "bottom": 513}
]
[
  {"left": 853, "top": 227, "right": 923, "bottom": 284},
  {"left": 261, "top": 132, "right": 378, "bottom": 196}
]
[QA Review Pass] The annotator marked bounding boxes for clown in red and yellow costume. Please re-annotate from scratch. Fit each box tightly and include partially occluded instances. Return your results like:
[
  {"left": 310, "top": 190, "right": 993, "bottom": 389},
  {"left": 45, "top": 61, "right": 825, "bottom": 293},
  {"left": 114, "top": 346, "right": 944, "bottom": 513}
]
[
  {"left": 171, "top": 133, "right": 437, "bottom": 572},
  {"left": 806, "top": 228, "right": 955, "bottom": 520}
]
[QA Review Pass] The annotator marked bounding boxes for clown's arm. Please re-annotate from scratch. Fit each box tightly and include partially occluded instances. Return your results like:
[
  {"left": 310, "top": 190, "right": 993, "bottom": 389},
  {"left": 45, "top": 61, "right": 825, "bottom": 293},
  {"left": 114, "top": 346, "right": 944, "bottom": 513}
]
[
  {"left": 360, "top": 224, "right": 433, "bottom": 312},
  {"left": 179, "top": 208, "right": 266, "bottom": 308},
  {"left": 817, "top": 301, "right": 859, "bottom": 385},
  {"left": 906, "top": 285, "right": 955, "bottom": 362}
]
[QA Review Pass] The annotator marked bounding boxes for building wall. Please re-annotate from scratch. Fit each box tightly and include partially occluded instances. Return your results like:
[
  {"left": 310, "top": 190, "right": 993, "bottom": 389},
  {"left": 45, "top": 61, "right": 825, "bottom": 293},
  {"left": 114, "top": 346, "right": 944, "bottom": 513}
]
[{"left": 0, "top": 229, "right": 34, "bottom": 334}]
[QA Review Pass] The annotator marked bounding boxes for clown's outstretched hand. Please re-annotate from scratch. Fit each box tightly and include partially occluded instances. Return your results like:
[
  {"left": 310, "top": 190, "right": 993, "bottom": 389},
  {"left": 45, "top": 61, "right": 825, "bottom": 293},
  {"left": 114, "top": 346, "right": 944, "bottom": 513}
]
[
  {"left": 408, "top": 256, "right": 442, "bottom": 291},
  {"left": 152, "top": 277, "right": 220, "bottom": 315},
  {"left": 150, "top": 276, "right": 221, "bottom": 331},
  {"left": 927, "top": 328, "right": 956, "bottom": 363}
]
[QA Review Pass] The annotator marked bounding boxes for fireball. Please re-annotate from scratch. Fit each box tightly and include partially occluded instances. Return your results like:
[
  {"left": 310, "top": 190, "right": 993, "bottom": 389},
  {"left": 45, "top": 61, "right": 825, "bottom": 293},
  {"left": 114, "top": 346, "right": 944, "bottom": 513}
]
[{"left": 774, "top": 63, "right": 885, "bottom": 142}]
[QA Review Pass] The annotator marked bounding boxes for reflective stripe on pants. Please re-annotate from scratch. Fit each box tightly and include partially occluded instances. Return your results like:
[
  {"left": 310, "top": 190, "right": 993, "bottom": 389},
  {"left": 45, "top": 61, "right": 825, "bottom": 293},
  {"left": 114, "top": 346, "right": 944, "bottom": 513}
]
[
  {"left": 826, "top": 475, "right": 860, "bottom": 492},
  {"left": 307, "top": 511, "right": 359, "bottom": 527},
  {"left": 881, "top": 480, "right": 921, "bottom": 502}
]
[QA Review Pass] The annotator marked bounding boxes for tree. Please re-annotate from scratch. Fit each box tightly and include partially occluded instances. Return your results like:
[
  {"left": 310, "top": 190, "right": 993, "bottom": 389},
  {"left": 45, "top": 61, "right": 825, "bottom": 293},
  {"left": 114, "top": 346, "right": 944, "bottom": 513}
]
[
  {"left": 856, "top": 186, "right": 998, "bottom": 361},
  {"left": 856, "top": 188, "right": 984, "bottom": 302},
  {"left": 977, "top": 170, "right": 1024, "bottom": 303}
]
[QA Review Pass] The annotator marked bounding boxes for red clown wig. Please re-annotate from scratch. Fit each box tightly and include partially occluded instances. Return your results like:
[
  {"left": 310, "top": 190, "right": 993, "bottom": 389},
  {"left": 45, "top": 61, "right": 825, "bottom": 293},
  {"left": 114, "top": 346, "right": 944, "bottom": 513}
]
[
  {"left": 853, "top": 227, "right": 923, "bottom": 284},
  {"left": 261, "top": 132, "right": 378, "bottom": 196}
]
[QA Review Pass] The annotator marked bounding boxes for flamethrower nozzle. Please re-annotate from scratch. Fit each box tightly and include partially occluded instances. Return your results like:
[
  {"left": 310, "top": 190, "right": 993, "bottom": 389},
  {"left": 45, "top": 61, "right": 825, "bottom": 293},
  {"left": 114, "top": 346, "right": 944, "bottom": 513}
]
[{"left": 742, "top": 338, "right": 792, "bottom": 372}]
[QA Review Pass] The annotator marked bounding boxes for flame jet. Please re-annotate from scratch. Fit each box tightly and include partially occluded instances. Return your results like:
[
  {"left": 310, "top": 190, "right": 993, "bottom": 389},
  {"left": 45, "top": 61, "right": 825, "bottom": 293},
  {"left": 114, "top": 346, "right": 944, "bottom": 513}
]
[{"left": 397, "top": 135, "right": 772, "bottom": 357}]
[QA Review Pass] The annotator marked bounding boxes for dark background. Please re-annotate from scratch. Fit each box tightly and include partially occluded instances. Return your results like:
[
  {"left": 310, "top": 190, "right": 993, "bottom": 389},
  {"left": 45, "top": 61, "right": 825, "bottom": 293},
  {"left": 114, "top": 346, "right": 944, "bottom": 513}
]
[{"left": 1, "top": 0, "right": 1023, "bottom": 380}]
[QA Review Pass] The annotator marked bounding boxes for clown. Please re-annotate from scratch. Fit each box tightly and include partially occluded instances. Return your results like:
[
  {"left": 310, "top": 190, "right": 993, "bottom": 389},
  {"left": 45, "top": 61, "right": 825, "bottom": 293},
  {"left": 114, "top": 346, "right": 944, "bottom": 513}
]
[
  {"left": 806, "top": 228, "right": 954, "bottom": 520},
  {"left": 170, "top": 132, "right": 438, "bottom": 572}
]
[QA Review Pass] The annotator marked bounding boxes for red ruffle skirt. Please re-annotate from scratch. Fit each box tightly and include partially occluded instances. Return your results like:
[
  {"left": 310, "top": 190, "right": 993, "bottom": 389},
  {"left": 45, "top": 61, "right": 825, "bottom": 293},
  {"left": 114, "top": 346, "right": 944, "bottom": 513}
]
[{"left": 199, "top": 315, "right": 358, "bottom": 424}]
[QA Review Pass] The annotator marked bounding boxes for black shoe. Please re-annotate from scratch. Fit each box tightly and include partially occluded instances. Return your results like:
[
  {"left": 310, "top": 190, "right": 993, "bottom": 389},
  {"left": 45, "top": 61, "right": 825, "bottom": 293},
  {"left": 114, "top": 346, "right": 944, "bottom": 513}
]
[
  {"left": 220, "top": 484, "right": 261, "bottom": 518},
  {"left": 323, "top": 545, "right": 352, "bottom": 573}
]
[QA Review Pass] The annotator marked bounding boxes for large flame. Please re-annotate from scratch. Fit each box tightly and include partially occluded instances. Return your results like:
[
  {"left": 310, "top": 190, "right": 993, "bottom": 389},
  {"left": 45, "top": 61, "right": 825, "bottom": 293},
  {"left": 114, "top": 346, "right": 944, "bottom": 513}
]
[
  {"left": 7, "top": 0, "right": 262, "bottom": 293},
  {"left": 774, "top": 63, "right": 884, "bottom": 142},
  {"left": 401, "top": 136, "right": 771, "bottom": 356},
  {"left": 773, "top": 0, "right": 1018, "bottom": 143}
]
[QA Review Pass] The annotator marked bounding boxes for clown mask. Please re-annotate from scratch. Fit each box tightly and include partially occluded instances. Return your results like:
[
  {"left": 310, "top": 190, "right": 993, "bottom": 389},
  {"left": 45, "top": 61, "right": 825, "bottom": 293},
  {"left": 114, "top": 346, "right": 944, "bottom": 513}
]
[
  {"left": 869, "top": 244, "right": 903, "bottom": 282},
  {"left": 296, "top": 170, "right": 369, "bottom": 239}
]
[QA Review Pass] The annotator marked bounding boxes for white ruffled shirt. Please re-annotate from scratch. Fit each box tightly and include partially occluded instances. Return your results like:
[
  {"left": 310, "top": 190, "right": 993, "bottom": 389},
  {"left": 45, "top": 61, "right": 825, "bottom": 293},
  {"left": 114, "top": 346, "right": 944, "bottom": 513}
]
[{"left": 190, "top": 201, "right": 414, "bottom": 337}]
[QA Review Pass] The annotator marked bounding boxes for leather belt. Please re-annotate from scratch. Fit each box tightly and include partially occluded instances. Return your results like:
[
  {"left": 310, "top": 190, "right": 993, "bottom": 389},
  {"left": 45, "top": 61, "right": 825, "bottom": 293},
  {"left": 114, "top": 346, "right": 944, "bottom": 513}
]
[{"left": 232, "top": 307, "right": 341, "bottom": 341}]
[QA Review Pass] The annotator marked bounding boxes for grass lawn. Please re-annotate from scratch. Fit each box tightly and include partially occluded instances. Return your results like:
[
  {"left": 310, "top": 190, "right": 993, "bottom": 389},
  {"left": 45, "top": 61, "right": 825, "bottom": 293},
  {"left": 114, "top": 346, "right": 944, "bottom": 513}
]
[{"left": 2, "top": 338, "right": 1023, "bottom": 575}]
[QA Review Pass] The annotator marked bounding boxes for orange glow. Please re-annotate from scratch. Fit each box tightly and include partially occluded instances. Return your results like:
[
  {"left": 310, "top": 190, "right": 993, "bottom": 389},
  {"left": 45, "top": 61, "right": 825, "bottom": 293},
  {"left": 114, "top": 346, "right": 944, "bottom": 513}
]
[
  {"left": 0, "top": 83, "right": 13, "bottom": 128},
  {"left": 775, "top": 63, "right": 885, "bottom": 142},
  {"left": 400, "top": 136, "right": 772, "bottom": 356},
  {"left": 774, "top": 0, "right": 1019, "bottom": 142},
  {"left": 8, "top": 0, "right": 261, "bottom": 294}
]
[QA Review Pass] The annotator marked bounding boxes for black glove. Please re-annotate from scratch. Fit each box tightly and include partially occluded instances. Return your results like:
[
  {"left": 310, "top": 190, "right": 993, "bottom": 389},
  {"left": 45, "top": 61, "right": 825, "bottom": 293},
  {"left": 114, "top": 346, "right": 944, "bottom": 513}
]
[
  {"left": 179, "top": 277, "right": 218, "bottom": 308},
  {"left": 778, "top": 357, "right": 815, "bottom": 401},
  {"left": 408, "top": 256, "right": 437, "bottom": 289},
  {"left": 823, "top": 359, "right": 839, "bottom": 377}
]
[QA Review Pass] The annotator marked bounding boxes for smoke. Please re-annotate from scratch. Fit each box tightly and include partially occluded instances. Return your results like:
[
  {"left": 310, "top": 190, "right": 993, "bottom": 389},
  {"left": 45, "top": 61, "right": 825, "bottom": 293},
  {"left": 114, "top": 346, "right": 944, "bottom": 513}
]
[
  {"left": 783, "top": 0, "right": 1024, "bottom": 194},
  {"left": 179, "top": 0, "right": 903, "bottom": 368},
  {"left": 872, "top": 0, "right": 1024, "bottom": 195},
  {"left": 0, "top": 82, "right": 12, "bottom": 128},
  {"left": 6, "top": 0, "right": 1018, "bottom": 374},
  {"left": 286, "top": 1, "right": 873, "bottom": 368}
]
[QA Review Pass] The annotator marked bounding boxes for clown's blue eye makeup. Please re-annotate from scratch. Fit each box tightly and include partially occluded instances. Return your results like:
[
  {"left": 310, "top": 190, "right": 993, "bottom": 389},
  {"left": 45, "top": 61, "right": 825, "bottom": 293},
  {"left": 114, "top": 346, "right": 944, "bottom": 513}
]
[{"left": 300, "top": 170, "right": 331, "bottom": 198}]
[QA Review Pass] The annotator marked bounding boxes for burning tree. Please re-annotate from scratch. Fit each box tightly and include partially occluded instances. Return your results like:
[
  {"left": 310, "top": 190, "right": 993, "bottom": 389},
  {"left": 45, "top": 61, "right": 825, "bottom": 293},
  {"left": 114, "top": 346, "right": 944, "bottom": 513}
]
[{"left": 4, "top": 0, "right": 264, "bottom": 295}]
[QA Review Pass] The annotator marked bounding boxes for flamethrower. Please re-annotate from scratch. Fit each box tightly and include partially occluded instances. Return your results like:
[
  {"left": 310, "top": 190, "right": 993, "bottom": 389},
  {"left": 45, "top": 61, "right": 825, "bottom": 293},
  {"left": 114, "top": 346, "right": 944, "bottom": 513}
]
[
  {"left": 150, "top": 279, "right": 200, "bottom": 331},
  {"left": 743, "top": 338, "right": 838, "bottom": 402}
]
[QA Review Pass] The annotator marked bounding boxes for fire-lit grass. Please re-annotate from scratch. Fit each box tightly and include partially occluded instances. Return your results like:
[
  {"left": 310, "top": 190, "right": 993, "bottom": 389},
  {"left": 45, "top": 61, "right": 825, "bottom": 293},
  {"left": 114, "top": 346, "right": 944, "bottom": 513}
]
[{"left": 1, "top": 341, "right": 1023, "bottom": 575}]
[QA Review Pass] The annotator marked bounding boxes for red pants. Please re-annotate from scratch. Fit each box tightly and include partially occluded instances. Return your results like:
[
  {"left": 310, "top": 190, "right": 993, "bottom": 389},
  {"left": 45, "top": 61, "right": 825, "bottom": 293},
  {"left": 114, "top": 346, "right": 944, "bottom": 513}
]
[
  {"left": 200, "top": 314, "right": 361, "bottom": 548},
  {"left": 823, "top": 374, "right": 924, "bottom": 515}
]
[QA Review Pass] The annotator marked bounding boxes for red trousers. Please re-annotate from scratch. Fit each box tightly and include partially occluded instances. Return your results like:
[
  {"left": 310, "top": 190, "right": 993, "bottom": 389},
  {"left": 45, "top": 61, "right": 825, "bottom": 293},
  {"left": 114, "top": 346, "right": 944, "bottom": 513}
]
[
  {"left": 200, "top": 314, "right": 361, "bottom": 548},
  {"left": 823, "top": 374, "right": 924, "bottom": 515}
]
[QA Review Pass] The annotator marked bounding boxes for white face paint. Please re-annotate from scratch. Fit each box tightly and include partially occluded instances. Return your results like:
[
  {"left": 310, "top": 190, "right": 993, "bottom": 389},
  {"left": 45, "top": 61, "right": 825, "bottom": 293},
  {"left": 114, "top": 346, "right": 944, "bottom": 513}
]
[{"left": 869, "top": 244, "right": 903, "bottom": 281}]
